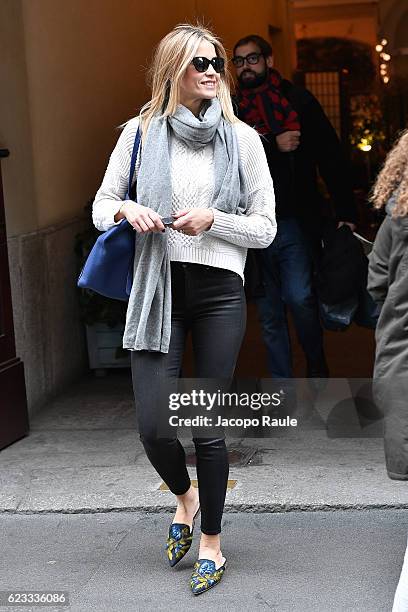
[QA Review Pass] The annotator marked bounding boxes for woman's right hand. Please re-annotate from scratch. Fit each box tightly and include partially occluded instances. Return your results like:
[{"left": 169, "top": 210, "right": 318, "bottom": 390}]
[{"left": 117, "top": 200, "right": 165, "bottom": 233}]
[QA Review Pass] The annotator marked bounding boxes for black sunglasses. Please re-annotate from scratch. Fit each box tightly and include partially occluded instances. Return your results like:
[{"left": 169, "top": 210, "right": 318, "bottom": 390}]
[
  {"left": 191, "top": 56, "right": 225, "bottom": 73},
  {"left": 231, "top": 52, "right": 264, "bottom": 68}
]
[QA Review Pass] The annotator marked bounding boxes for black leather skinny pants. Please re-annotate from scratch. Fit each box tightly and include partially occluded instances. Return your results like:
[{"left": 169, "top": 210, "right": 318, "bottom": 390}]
[{"left": 131, "top": 262, "right": 246, "bottom": 534}]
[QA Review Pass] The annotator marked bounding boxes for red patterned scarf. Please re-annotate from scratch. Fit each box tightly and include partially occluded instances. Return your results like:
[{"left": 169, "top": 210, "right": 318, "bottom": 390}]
[{"left": 237, "top": 68, "right": 300, "bottom": 135}]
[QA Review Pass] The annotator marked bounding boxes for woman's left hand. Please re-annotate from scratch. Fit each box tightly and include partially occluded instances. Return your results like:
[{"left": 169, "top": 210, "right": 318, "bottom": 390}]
[{"left": 172, "top": 208, "right": 214, "bottom": 235}]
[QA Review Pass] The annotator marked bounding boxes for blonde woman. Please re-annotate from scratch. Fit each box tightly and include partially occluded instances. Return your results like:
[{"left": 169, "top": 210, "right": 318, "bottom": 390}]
[{"left": 92, "top": 24, "right": 276, "bottom": 594}]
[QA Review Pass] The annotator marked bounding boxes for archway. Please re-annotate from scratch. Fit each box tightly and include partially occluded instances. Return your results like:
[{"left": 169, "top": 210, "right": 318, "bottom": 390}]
[{"left": 296, "top": 37, "right": 376, "bottom": 94}]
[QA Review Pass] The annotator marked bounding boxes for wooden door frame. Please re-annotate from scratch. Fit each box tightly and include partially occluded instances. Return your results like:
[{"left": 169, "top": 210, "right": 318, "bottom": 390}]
[{"left": 0, "top": 149, "right": 29, "bottom": 449}]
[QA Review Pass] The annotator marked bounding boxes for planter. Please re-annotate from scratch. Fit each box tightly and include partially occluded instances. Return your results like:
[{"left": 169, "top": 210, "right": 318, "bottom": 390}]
[{"left": 85, "top": 323, "right": 130, "bottom": 376}]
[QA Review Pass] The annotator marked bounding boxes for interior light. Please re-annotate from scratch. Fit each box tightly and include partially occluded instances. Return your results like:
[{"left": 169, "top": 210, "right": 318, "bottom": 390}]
[
  {"left": 358, "top": 138, "right": 372, "bottom": 152},
  {"left": 358, "top": 141, "right": 372, "bottom": 152}
]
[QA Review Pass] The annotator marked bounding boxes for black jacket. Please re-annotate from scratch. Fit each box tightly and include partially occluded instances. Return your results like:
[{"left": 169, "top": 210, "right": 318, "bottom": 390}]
[{"left": 237, "top": 79, "right": 357, "bottom": 238}]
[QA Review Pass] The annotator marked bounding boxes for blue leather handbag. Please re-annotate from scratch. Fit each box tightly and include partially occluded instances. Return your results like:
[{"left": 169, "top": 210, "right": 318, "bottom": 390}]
[{"left": 77, "top": 126, "right": 141, "bottom": 301}]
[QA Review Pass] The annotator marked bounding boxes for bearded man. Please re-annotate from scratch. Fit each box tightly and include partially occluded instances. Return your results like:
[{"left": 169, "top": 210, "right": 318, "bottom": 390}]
[{"left": 233, "top": 34, "right": 357, "bottom": 378}]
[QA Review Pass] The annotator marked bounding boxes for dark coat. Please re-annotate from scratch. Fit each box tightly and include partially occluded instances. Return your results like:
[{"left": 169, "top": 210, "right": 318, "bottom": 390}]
[
  {"left": 368, "top": 199, "right": 408, "bottom": 378},
  {"left": 368, "top": 198, "right": 408, "bottom": 480},
  {"left": 237, "top": 79, "right": 357, "bottom": 237},
  {"left": 236, "top": 79, "right": 358, "bottom": 300}
]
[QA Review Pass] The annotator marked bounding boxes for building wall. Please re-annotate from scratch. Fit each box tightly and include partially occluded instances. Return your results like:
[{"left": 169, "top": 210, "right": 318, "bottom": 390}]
[
  {"left": 0, "top": 0, "right": 295, "bottom": 415},
  {"left": 7, "top": 218, "right": 88, "bottom": 413},
  {"left": 379, "top": 0, "right": 407, "bottom": 50},
  {"left": 197, "top": 0, "right": 296, "bottom": 78},
  {"left": 4, "top": 0, "right": 196, "bottom": 236},
  {"left": 378, "top": 0, "right": 408, "bottom": 82},
  {"left": 294, "top": 1, "right": 378, "bottom": 47},
  {"left": 0, "top": 0, "right": 38, "bottom": 236}
]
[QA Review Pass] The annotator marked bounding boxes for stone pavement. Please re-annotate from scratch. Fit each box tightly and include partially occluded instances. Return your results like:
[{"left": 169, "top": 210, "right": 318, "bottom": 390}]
[
  {"left": 1, "top": 509, "right": 407, "bottom": 611},
  {"left": 0, "top": 371, "right": 407, "bottom": 515}
]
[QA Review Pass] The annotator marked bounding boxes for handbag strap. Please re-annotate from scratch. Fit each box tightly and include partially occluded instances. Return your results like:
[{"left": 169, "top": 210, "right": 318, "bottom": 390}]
[{"left": 125, "top": 124, "right": 141, "bottom": 200}]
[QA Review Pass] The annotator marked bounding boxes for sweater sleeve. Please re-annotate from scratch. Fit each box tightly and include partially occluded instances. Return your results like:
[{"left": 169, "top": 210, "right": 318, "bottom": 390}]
[
  {"left": 92, "top": 117, "right": 140, "bottom": 231},
  {"left": 367, "top": 217, "right": 392, "bottom": 304},
  {"left": 206, "top": 122, "right": 277, "bottom": 249}
]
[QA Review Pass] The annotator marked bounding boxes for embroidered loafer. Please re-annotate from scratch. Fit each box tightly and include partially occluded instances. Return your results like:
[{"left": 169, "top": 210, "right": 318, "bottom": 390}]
[
  {"left": 165, "top": 506, "right": 200, "bottom": 567},
  {"left": 190, "top": 558, "right": 227, "bottom": 595}
]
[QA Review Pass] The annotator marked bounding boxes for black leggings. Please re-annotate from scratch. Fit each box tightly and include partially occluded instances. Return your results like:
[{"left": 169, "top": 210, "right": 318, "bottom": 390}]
[{"left": 131, "top": 262, "right": 246, "bottom": 534}]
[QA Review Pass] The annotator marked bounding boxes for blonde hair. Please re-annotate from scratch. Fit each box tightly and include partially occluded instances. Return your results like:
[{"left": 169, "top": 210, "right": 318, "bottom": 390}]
[
  {"left": 370, "top": 129, "right": 408, "bottom": 217},
  {"left": 139, "top": 23, "right": 237, "bottom": 134}
]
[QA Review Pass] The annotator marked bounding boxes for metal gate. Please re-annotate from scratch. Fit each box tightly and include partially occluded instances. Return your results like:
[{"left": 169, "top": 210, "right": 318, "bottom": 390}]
[{"left": 294, "top": 69, "right": 350, "bottom": 149}]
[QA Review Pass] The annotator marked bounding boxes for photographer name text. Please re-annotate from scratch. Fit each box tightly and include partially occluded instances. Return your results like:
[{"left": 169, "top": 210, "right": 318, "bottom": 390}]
[{"left": 169, "top": 415, "right": 297, "bottom": 428}]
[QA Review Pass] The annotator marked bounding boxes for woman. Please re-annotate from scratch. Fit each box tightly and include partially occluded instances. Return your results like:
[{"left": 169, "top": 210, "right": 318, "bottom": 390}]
[
  {"left": 92, "top": 23, "right": 276, "bottom": 595},
  {"left": 368, "top": 129, "right": 408, "bottom": 610},
  {"left": 368, "top": 128, "right": 408, "bottom": 482}
]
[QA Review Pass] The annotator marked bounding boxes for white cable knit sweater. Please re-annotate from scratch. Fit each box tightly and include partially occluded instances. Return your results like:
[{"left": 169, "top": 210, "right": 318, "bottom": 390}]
[{"left": 93, "top": 116, "right": 276, "bottom": 281}]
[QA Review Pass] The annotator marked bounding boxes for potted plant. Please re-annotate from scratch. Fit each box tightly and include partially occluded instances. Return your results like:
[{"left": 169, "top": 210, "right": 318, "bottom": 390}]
[{"left": 74, "top": 201, "right": 130, "bottom": 375}]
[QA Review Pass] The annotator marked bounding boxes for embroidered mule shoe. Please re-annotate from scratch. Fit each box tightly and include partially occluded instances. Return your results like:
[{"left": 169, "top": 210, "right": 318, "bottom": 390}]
[
  {"left": 190, "top": 557, "right": 227, "bottom": 595},
  {"left": 165, "top": 506, "right": 200, "bottom": 567}
]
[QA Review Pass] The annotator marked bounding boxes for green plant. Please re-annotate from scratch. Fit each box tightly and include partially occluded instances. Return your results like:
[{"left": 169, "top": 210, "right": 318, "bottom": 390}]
[
  {"left": 74, "top": 201, "right": 127, "bottom": 327},
  {"left": 349, "top": 94, "right": 386, "bottom": 151}
]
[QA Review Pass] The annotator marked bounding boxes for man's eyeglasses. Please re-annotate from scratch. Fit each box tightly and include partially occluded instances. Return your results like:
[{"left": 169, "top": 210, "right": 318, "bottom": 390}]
[
  {"left": 231, "top": 52, "right": 264, "bottom": 68},
  {"left": 191, "top": 56, "right": 225, "bottom": 73}
]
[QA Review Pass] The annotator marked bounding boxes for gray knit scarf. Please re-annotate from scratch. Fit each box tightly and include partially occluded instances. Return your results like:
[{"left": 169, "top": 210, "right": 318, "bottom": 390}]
[{"left": 123, "top": 98, "right": 248, "bottom": 353}]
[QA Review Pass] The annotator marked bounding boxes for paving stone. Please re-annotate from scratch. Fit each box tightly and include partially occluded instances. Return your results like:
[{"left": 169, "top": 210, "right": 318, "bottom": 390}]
[{"left": 1, "top": 373, "right": 407, "bottom": 514}]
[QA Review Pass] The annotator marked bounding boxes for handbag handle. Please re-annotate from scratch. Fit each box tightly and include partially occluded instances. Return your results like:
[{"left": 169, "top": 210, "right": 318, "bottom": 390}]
[{"left": 125, "top": 124, "right": 141, "bottom": 200}]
